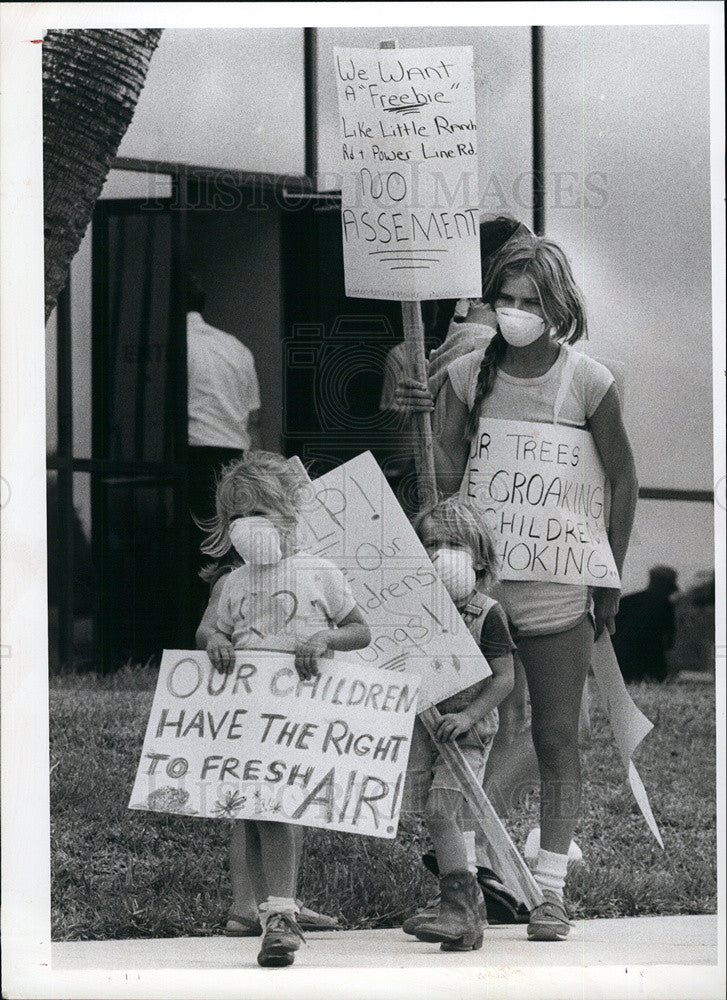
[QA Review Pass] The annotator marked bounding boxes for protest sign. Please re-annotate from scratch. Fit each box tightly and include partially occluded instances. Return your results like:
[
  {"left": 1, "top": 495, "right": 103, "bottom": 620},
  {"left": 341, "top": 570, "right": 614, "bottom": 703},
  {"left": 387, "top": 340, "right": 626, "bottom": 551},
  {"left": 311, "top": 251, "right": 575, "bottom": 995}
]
[
  {"left": 590, "top": 635, "right": 664, "bottom": 847},
  {"left": 334, "top": 46, "right": 480, "bottom": 300},
  {"left": 129, "top": 650, "right": 419, "bottom": 838},
  {"left": 295, "top": 451, "right": 491, "bottom": 708},
  {"left": 461, "top": 418, "right": 621, "bottom": 586}
]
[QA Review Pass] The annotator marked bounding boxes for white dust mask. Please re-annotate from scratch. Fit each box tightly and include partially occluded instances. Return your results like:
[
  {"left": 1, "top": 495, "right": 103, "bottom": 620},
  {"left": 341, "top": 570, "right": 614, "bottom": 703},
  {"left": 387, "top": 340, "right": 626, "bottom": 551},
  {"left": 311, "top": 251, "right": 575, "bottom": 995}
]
[
  {"left": 495, "top": 307, "right": 546, "bottom": 347},
  {"left": 228, "top": 516, "right": 283, "bottom": 565},
  {"left": 431, "top": 547, "right": 477, "bottom": 605}
]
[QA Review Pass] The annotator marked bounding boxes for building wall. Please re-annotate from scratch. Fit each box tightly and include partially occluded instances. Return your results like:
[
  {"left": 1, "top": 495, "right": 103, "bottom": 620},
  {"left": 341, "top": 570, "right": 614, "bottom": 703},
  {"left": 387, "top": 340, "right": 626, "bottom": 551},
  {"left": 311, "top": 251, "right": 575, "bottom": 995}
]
[
  {"left": 117, "top": 28, "right": 305, "bottom": 176},
  {"left": 542, "top": 25, "right": 713, "bottom": 592}
]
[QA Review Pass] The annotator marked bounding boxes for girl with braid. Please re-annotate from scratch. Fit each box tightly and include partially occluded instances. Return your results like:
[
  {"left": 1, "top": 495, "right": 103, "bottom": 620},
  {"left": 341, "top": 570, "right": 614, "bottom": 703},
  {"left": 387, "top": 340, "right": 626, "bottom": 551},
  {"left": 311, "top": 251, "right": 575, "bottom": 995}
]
[{"left": 398, "top": 234, "right": 638, "bottom": 941}]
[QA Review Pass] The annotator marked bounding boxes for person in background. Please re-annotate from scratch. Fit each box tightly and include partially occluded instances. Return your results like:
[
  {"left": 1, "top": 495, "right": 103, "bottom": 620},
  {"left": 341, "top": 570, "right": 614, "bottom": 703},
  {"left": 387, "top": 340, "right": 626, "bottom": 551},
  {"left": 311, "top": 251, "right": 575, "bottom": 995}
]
[
  {"left": 378, "top": 299, "right": 454, "bottom": 514},
  {"left": 612, "top": 566, "right": 679, "bottom": 682},
  {"left": 379, "top": 216, "right": 532, "bottom": 514},
  {"left": 186, "top": 273, "right": 262, "bottom": 621},
  {"left": 667, "top": 571, "right": 715, "bottom": 678}
]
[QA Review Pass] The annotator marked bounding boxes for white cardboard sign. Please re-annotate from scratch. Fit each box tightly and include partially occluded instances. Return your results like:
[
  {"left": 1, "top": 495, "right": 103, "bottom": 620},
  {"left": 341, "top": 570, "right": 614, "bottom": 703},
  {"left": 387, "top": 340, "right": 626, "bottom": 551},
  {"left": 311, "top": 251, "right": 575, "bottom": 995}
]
[
  {"left": 461, "top": 418, "right": 621, "bottom": 586},
  {"left": 129, "top": 650, "right": 419, "bottom": 838},
  {"left": 296, "top": 451, "right": 491, "bottom": 708},
  {"left": 334, "top": 46, "right": 480, "bottom": 300}
]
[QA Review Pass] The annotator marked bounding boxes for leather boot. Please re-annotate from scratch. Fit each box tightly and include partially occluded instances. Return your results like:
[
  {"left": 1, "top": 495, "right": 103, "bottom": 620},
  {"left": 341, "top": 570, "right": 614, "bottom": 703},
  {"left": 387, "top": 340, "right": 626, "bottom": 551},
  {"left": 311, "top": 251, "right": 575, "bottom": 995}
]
[
  {"left": 414, "top": 871, "right": 484, "bottom": 951},
  {"left": 423, "top": 850, "right": 528, "bottom": 924},
  {"left": 402, "top": 893, "right": 441, "bottom": 935}
]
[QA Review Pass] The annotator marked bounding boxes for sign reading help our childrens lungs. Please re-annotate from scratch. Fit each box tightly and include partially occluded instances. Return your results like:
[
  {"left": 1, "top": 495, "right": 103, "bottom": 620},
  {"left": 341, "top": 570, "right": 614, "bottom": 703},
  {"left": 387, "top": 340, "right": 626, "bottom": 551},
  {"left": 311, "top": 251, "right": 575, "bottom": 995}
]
[
  {"left": 334, "top": 47, "right": 481, "bottom": 300},
  {"left": 461, "top": 419, "right": 620, "bottom": 587},
  {"left": 295, "top": 452, "right": 491, "bottom": 709},
  {"left": 129, "top": 650, "right": 420, "bottom": 838}
]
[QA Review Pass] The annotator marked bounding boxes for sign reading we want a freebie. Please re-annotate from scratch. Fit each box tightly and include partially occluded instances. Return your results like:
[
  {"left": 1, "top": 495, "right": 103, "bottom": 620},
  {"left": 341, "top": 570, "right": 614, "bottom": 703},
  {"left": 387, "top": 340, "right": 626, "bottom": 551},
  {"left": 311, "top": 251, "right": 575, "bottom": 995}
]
[{"left": 334, "top": 46, "right": 481, "bottom": 301}]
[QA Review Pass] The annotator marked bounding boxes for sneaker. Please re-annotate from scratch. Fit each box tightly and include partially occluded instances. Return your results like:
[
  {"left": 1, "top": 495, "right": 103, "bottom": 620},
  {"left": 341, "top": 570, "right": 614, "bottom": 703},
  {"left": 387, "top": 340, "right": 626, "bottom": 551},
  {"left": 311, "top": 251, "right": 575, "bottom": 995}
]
[
  {"left": 224, "top": 913, "right": 262, "bottom": 937},
  {"left": 257, "top": 911, "right": 306, "bottom": 967},
  {"left": 527, "top": 891, "right": 571, "bottom": 941},
  {"left": 295, "top": 901, "right": 340, "bottom": 931},
  {"left": 402, "top": 894, "right": 440, "bottom": 935}
]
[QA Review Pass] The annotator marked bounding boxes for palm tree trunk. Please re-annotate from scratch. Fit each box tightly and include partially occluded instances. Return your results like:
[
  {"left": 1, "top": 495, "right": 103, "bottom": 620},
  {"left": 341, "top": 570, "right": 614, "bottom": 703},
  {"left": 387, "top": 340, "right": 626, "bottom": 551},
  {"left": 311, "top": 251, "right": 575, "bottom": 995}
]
[{"left": 43, "top": 28, "right": 163, "bottom": 321}]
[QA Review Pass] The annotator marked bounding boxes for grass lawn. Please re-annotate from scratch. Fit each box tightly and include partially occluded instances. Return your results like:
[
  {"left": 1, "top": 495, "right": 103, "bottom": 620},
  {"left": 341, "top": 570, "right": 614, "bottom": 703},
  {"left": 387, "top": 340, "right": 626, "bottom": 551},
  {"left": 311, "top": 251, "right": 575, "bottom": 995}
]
[{"left": 50, "top": 667, "right": 717, "bottom": 940}]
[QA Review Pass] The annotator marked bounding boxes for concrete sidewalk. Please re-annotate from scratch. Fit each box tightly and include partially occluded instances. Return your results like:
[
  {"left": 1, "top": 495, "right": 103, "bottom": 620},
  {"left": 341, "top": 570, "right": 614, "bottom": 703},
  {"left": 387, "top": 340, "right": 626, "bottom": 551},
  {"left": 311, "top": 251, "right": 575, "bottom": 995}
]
[{"left": 52, "top": 914, "right": 717, "bottom": 969}]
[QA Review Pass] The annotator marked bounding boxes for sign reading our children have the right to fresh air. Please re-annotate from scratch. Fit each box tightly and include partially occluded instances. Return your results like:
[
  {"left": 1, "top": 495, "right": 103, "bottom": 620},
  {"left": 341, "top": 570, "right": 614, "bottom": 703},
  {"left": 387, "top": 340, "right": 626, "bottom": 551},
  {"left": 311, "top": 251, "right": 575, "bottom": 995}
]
[
  {"left": 462, "top": 419, "right": 621, "bottom": 587},
  {"left": 334, "top": 46, "right": 481, "bottom": 301},
  {"left": 129, "top": 650, "right": 420, "bottom": 838}
]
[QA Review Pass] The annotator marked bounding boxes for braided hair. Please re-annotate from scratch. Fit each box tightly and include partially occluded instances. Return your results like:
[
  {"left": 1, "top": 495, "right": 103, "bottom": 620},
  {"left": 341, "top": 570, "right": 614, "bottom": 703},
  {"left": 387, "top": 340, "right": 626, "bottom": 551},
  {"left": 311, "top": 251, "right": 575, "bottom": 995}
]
[{"left": 465, "top": 236, "right": 588, "bottom": 438}]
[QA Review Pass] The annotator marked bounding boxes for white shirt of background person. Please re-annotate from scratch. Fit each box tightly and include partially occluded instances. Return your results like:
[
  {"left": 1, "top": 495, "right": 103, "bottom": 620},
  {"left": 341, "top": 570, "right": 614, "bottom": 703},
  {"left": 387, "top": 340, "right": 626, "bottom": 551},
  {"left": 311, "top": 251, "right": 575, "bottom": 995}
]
[{"left": 187, "top": 310, "right": 262, "bottom": 451}]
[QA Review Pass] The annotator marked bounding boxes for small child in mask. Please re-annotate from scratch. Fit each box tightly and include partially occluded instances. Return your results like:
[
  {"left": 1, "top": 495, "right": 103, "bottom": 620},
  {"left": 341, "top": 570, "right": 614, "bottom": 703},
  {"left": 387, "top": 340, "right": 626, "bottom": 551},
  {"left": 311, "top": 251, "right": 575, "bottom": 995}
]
[
  {"left": 402, "top": 497, "right": 515, "bottom": 951},
  {"left": 199, "top": 451, "right": 371, "bottom": 967}
]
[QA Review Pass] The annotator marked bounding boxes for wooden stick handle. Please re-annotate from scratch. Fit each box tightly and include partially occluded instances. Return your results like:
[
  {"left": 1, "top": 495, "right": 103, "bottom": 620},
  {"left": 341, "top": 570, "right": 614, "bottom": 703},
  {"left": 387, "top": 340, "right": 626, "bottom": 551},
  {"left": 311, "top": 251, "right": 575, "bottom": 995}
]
[{"left": 401, "top": 300, "right": 437, "bottom": 508}]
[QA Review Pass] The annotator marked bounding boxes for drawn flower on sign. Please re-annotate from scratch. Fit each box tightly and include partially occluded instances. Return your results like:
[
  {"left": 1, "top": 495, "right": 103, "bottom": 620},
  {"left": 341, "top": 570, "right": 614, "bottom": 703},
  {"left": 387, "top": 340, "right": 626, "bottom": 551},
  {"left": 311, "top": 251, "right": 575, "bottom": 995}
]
[
  {"left": 212, "top": 790, "right": 247, "bottom": 818},
  {"left": 146, "top": 786, "right": 191, "bottom": 813},
  {"left": 252, "top": 787, "right": 277, "bottom": 813}
]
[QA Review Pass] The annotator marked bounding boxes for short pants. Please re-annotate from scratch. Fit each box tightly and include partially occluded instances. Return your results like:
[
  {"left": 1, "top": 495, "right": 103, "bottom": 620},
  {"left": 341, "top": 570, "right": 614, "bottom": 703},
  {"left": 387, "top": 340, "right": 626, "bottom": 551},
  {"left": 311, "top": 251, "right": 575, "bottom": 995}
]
[
  {"left": 492, "top": 579, "right": 593, "bottom": 637},
  {"left": 402, "top": 716, "right": 495, "bottom": 819}
]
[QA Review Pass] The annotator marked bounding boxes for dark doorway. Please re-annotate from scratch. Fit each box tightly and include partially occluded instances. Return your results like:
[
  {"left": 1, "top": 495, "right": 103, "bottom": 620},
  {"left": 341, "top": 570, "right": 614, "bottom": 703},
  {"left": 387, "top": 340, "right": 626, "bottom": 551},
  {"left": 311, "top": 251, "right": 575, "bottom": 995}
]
[
  {"left": 90, "top": 198, "right": 190, "bottom": 667},
  {"left": 281, "top": 200, "right": 406, "bottom": 477}
]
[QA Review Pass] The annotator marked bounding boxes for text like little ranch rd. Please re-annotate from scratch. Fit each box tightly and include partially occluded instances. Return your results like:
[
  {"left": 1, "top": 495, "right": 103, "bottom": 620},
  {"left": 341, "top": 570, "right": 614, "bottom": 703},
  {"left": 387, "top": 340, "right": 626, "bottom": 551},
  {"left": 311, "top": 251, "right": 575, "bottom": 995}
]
[
  {"left": 129, "top": 650, "right": 421, "bottom": 838},
  {"left": 334, "top": 46, "right": 480, "bottom": 300},
  {"left": 294, "top": 452, "right": 492, "bottom": 709},
  {"left": 461, "top": 419, "right": 620, "bottom": 587}
]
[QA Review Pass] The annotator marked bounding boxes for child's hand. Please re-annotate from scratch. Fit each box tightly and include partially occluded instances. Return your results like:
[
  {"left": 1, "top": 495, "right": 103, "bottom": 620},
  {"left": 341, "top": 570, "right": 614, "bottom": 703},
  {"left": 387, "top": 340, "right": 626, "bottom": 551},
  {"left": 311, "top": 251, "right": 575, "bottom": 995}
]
[
  {"left": 435, "top": 711, "right": 473, "bottom": 742},
  {"left": 593, "top": 586, "right": 621, "bottom": 638},
  {"left": 294, "top": 632, "right": 330, "bottom": 680},
  {"left": 207, "top": 632, "right": 235, "bottom": 674},
  {"left": 395, "top": 376, "right": 434, "bottom": 413}
]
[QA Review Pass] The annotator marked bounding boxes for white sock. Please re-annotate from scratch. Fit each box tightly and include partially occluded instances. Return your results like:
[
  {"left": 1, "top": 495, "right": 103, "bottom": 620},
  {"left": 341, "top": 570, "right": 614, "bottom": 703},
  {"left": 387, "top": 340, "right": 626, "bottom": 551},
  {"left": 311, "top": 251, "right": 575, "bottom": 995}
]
[
  {"left": 533, "top": 849, "right": 568, "bottom": 900},
  {"left": 260, "top": 896, "right": 299, "bottom": 925},
  {"left": 463, "top": 831, "right": 477, "bottom": 875}
]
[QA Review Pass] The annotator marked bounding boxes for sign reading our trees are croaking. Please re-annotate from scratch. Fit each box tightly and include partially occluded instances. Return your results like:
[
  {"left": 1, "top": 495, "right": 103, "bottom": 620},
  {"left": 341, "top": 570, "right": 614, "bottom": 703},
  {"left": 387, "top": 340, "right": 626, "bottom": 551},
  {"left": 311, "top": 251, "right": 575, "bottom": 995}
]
[
  {"left": 129, "top": 650, "right": 420, "bottom": 838},
  {"left": 461, "top": 419, "right": 621, "bottom": 587},
  {"left": 334, "top": 47, "right": 480, "bottom": 300}
]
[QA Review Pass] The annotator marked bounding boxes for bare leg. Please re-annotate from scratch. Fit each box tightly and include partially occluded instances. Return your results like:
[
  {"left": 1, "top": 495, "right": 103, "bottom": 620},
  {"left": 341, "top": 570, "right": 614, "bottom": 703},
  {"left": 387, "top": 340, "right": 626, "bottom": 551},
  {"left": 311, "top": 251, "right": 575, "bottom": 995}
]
[
  {"left": 242, "top": 821, "right": 269, "bottom": 906},
  {"left": 517, "top": 618, "right": 593, "bottom": 854},
  {"left": 473, "top": 657, "right": 538, "bottom": 870},
  {"left": 254, "top": 821, "right": 297, "bottom": 897},
  {"left": 482, "top": 655, "right": 538, "bottom": 816},
  {"left": 425, "top": 792, "right": 468, "bottom": 875},
  {"left": 230, "top": 820, "right": 264, "bottom": 918},
  {"left": 292, "top": 825, "right": 304, "bottom": 890}
]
